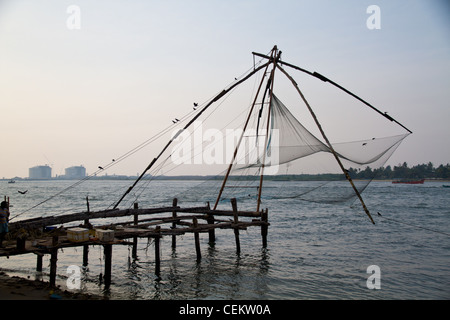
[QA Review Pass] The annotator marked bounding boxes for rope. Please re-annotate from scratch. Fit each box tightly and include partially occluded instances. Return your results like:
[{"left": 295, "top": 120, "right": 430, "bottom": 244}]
[
  {"left": 9, "top": 55, "right": 269, "bottom": 220},
  {"left": 376, "top": 211, "right": 450, "bottom": 238}
]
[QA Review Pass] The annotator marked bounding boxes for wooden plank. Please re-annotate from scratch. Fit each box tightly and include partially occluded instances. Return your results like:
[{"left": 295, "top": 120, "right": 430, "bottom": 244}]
[{"left": 9, "top": 205, "right": 261, "bottom": 233}]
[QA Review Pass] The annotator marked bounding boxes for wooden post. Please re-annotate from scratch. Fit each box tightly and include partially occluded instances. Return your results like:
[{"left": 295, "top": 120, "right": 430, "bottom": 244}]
[
  {"left": 84, "top": 196, "right": 90, "bottom": 265},
  {"left": 132, "top": 203, "right": 138, "bottom": 259},
  {"left": 206, "top": 202, "right": 215, "bottom": 245},
  {"left": 103, "top": 244, "right": 112, "bottom": 288},
  {"left": 261, "top": 208, "right": 268, "bottom": 248},
  {"left": 155, "top": 226, "right": 161, "bottom": 276},
  {"left": 49, "top": 239, "right": 58, "bottom": 287},
  {"left": 16, "top": 237, "right": 26, "bottom": 251},
  {"left": 83, "top": 245, "right": 89, "bottom": 267},
  {"left": 171, "top": 198, "right": 177, "bottom": 249},
  {"left": 231, "top": 198, "right": 240, "bottom": 254},
  {"left": 84, "top": 196, "right": 90, "bottom": 225},
  {"left": 36, "top": 253, "right": 43, "bottom": 272},
  {"left": 193, "top": 218, "right": 201, "bottom": 261}
]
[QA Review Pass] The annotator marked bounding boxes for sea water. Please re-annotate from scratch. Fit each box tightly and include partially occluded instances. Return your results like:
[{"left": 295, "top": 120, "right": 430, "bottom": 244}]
[{"left": 0, "top": 179, "right": 449, "bottom": 299}]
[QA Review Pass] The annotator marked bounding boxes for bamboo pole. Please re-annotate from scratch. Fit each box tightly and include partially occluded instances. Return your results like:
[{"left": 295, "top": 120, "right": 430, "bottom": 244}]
[
  {"left": 253, "top": 50, "right": 412, "bottom": 134},
  {"left": 213, "top": 56, "right": 274, "bottom": 210},
  {"left": 256, "top": 48, "right": 280, "bottom": 213},
  {"left": 113, "top": 61, "right": 272, "bottom": 210},
  {"left": 277, "top": 64, "right": 375, "bottom": 224}
]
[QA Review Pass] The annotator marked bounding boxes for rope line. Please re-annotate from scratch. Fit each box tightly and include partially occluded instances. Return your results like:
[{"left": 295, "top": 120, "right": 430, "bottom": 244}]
[{"left": 376, "top": 212, "right": 450, "bottom": 238}]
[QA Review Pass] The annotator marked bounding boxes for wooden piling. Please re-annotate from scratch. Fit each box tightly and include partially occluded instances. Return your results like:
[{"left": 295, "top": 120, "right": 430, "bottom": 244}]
[
  {"left": 36, "top": 253, "right": 43, "bottom": 272},
  {"left": 206, "top": 202, "right": 215, "bottom": 245},
  {"left": 132, "top": 203, "right": 139, "bottom": 258},
  {"left": 83, "top": 245, "right": 89, "bottom": 267},
  {"left": 231, "top": 198, "right": 240, "bottom": 254},
  {"left": 16, "top": 237, "right": 26, "bottom": 251},
  {"left": 49, "top": 243, "right": 58, "bottom": 287},
  {"left": 103, "top": 244, "right": 112, "bottom": 288},
  {"left": 261, "top": 208, "right": 268, "bottom": 248},
  {"left": 193, "top": 218, "right": 201, "bottom": 261},
  {"left": 155, "top": 226, "right": 161, "bottom": 276},
  {"left": 83, "top": 196, "right": 91, "bottom": 266},
  {"left": 84, "top": 196, "right": 90, "bottom": 225},
  {"left": 2, "top": 200, "right": 271, "bottom": 290},
  {"left": 172, "top": 198, "right": 177, "bottom": 249}
]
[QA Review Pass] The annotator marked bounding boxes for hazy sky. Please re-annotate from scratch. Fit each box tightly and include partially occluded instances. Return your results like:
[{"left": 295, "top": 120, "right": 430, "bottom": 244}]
[{"left": 0, "top": 0, "right": 449, "bottom": 178}]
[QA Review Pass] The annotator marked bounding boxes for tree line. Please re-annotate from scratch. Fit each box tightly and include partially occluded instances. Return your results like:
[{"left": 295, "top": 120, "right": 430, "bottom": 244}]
[{"left": 348, "top": 162, "right": 450, "bottom": 180}]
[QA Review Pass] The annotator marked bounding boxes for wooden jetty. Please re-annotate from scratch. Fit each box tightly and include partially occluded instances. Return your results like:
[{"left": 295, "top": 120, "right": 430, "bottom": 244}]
[{"left": 0, "top": 198, "right": 269, "bottom": 289}]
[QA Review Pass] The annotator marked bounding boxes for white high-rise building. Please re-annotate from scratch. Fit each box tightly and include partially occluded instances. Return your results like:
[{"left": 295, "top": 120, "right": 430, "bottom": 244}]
[
  {"left": 29, "top": 165, "right": 52, "bottom": 179},
  {"left": 65, "top": 166, "right": 86, "bottom": 179}
]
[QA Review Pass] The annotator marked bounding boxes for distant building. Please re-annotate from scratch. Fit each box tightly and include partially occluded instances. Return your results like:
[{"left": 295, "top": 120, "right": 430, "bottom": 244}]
[
  {"left": 29, "top": 165, "right": 52, "bottom": 179},
  {"left": 65, "top": 166, "right": 86, "bottom": 179}
]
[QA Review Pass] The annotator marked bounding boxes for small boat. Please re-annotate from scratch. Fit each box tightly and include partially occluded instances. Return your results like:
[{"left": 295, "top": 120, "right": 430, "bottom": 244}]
[
  {"left": 8, "top": 179, "right": 15, "bottom": 184},
  {"left": 392, "top": 179, "right": 424, "bottom": 184}
]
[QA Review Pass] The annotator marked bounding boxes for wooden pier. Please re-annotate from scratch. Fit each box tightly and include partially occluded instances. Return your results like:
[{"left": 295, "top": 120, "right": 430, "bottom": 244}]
[{"left": 0, "top": 198, "right": 269, "bottom": 289}]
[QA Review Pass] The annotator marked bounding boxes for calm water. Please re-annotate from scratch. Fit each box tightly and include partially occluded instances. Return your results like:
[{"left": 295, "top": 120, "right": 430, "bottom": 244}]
[{"left": 0, "top": 179, "right": 449, "bottom": 300}]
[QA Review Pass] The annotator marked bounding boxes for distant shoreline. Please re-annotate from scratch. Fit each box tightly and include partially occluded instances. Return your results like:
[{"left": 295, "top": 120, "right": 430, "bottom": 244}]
[{"left": 2, "top": 176, "right": 450, "bottom": 182}]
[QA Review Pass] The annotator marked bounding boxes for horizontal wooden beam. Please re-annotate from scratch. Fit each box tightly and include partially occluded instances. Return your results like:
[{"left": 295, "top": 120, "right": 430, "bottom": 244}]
[{"left": 9, "top": 205, "right": 262, "bottom": 232}]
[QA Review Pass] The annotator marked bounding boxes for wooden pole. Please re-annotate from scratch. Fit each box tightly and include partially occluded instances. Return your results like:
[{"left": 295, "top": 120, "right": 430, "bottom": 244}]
[
  {"left": 113, "top": 61, "right": 272, "bottom": 210},
  {"left": 83, "top": 245, "right": 89, "bottom": 267},
  {"left": 231, "top": 198, "right": 240, "bottom": 254},
  {"left": 103, "top": 244, "right": 112, "bottom": 288},
  {"left": 206, "top": 202, "right": 215, "bottom": 245},
  {"left": 193, "top": 218, "right": 201, "bottom": 261},
  {"left": 84, "top": 196, "right": 90, "bottom": 225},
  {"left": 155, "top": 226, "right": 161, "bottom": 276},
  {"left": 276, "top": 64, "right": 375, "bottom": 224},
  {"left": 132, "top": 203, "right": 138, "bottom": 258},
  {"left": 49, "top": 238, "right": 58, "bottom": 287},
  {"left": 49, "top": 249, "right": 57, "bottom": 287},
  {"left": 36, "top": 253, "right": 43, "bottom": 272},
  {"left": 82, "top": 196, "right": 90, "bottom": 267},
  {"left": 213, "top": 57, "right": 273, "bottom": 210},
  {"left": 261, "top": 208, "right": 268, "bottom": 248},
  {"left": 256, "top": 48, "right": 280, "bottom": 213},
  {"left": 171, "top": 198, "right": 177, "bottom": 249}
]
